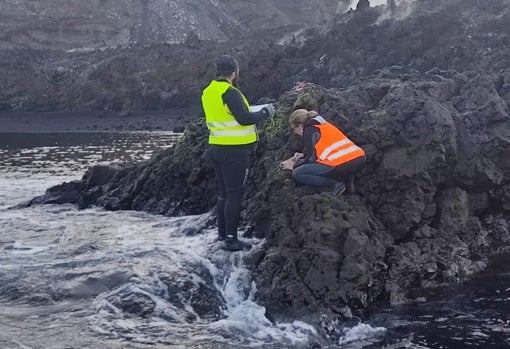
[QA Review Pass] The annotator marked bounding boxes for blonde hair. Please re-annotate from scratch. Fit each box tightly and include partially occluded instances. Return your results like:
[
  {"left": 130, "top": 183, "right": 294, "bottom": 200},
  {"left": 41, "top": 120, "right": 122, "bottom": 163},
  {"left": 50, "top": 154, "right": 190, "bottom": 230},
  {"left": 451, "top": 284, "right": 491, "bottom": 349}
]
[{"left": 289, "top": 109, "right": 318, "bottom": 128}]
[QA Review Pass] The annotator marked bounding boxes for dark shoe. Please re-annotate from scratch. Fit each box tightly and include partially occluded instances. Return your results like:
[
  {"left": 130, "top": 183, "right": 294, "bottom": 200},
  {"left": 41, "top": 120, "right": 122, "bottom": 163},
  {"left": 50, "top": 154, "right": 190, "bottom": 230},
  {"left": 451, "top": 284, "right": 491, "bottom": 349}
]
[
  {"left": 223, "top": 238, "right": 252, "bottom": 252},
  {"left": 213, "top": 233, "right": 226, "bottom": 243},
  {"left": 333, "top": 182, "right": 346, "bottom": 196},
  {"left": 346, "top": 176, "right": 355, "bottom": 195}
]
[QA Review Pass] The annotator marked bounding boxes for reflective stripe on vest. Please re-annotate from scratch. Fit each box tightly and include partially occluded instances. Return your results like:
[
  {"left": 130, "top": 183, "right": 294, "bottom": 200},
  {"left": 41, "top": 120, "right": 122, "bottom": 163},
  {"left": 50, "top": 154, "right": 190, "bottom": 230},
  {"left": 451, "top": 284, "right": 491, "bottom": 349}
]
[
  {"left": 209, "top": 128, "right": 256, "bottom": 137},
  {"left": 201, "top": 80, "right": 257, "bottom": 145},
  {"left": 313, "top": 117, "right": 365, "bottom": 166}
]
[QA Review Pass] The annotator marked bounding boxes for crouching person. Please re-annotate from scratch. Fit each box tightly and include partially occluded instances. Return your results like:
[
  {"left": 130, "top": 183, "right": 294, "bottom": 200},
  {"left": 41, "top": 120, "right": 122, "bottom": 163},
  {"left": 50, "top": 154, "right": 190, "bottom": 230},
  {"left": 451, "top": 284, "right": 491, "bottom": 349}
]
[{"left": 281, "top": 109, "right": 365, "bottom": 195}]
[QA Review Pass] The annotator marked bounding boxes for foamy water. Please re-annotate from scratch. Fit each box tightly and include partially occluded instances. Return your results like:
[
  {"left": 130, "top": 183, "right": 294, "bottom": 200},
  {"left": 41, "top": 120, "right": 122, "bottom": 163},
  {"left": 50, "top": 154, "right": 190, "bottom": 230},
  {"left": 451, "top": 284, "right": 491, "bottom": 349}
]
[
  {"left": 0, "top": 132, "right": 326, "bottom": 349},
  {"left": 2, "top": 131, "right": 507, "bottom": 349}
]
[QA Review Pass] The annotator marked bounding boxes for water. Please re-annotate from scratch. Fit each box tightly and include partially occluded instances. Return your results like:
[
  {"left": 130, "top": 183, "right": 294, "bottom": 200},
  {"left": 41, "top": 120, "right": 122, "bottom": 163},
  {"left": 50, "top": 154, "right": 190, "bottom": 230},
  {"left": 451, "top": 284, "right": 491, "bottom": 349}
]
[
  {"left": 0, "top": 132, "right": 181, "bottom": 208},
  {"left": 363, "top": 256, "right": 510, "bottom": 349},
  {"left": 1, "top": 131, "right": 509, "bottom": 349},
  {"left": 0, "top": 132, "right": 318, "bottom": 349}
]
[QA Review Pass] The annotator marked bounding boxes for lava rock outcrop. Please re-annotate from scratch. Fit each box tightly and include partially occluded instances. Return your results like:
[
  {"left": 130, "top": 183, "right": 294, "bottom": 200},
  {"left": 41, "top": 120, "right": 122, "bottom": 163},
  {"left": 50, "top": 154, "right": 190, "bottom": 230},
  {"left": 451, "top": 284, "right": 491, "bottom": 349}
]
[{"left": 29, "top": 70, "right": 510, "bottom": 323}]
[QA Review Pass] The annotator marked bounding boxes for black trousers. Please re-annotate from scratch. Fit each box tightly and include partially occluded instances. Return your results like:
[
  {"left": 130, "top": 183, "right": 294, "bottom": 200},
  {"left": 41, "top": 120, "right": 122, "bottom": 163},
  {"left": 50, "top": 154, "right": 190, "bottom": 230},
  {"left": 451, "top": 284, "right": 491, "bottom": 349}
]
[{"left": 209, "top": 144, "right": 253, "bottom": 240}]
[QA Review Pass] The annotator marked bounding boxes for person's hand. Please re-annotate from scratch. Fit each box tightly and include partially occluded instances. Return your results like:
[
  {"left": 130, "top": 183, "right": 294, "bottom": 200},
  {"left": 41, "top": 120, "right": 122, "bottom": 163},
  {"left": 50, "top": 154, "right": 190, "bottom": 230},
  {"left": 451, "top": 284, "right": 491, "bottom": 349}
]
[
  {"left": 280, "top": 158, "right": 295, "bottom": 170},
  {"left": 292, "top": 152, "right": 304, "bottom": 161},
  {"left": 261, "top": 104, "right": 275, "bottom": 117}
]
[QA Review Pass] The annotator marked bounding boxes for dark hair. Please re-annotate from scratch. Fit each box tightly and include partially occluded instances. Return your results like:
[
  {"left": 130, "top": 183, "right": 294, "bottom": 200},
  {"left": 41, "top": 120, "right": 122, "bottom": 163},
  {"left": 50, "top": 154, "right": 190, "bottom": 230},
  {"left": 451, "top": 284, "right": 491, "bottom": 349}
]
[{"left": 215, "top": 55, "right": 239, "bottom": 77}]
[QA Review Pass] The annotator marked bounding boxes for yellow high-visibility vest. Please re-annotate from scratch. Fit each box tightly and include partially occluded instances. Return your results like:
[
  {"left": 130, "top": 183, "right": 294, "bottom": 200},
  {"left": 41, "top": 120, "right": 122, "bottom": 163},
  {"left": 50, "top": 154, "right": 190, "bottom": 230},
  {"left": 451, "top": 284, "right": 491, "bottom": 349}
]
[{"left": 201, "top": 80, "right": 257, "bottom": 145}]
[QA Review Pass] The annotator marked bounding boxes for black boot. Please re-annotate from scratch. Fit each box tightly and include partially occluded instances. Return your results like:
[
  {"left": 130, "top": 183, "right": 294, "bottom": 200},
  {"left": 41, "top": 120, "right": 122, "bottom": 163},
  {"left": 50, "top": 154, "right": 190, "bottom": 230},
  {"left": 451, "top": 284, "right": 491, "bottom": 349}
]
[
  {"left": 346, "top": 176, "right": 355, "bottom": 195},
  {"left": 223, "top": 235, "right": 251, "bottom": 251},
  {"left": 213, "top": 230, "right": 226, "bottom": 243},
  {"left": 333, "top": 182, "right": 346, "bottom": 196}
]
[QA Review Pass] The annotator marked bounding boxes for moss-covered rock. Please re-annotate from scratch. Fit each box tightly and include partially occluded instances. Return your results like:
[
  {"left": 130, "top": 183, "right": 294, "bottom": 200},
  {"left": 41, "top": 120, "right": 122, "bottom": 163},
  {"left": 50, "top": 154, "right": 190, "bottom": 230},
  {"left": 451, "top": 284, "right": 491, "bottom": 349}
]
[{"left": 30, "top": 73, "right": 510, "bottom": 325}]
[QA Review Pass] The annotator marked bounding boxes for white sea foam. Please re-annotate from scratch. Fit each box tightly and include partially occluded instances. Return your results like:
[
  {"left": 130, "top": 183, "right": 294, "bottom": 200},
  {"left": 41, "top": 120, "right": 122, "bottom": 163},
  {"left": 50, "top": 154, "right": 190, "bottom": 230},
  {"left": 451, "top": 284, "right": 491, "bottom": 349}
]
[
  {"left": 0, "top": 132, "right": 390, "bottom": 348},
  {"left": 87, "top": 216, "right": 318, "bottom": 346},
  {"left": 3, "top": 241, "right": 50, "bottom": 255},
  {"left": 338, "top": 323, "right": 387, "bottom": 345},
  {"left": 0, "top": 174, "right": 79, "bottom": 208}
]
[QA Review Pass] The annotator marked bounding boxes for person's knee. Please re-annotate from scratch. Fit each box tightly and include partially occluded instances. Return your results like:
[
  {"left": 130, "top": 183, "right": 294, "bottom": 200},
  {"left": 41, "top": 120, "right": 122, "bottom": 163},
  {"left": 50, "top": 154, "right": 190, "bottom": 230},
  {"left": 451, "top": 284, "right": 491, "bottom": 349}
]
[{"left": 291, "top": 169, "right": 303, "bottom": 183}]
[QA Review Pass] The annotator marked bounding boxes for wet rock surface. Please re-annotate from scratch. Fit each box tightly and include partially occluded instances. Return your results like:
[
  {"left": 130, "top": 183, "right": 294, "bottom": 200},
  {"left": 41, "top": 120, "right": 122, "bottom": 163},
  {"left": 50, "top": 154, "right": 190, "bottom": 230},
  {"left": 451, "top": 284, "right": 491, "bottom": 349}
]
[
  {"left": 12, "top": 0, "right": 510, "bottom": 330},
  {"left": 30, "top": 71, "right": 510, "bottom": 324}
]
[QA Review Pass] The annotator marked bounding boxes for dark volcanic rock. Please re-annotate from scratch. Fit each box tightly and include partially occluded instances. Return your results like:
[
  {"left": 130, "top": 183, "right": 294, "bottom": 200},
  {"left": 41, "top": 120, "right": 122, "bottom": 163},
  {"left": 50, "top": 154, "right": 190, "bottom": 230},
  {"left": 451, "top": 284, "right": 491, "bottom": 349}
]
[
  {"left": 301, "top": 0, "right": 510, "bottom": 87},
  {"left": 2, "top": 0, "right": 510, "bottom": 113},
  {"left": 356, "top": 0, "right": 371, "bottom": 11},
  {"left": 31, "top": 72, "right": 510, "bottom": 324},
  {"left": 98, "top": 266, "right": 225, "bottom": 322},
  {"left": 12, "top": 0, "right": 510, "bottom": 329},
  {"left": 0, "top": 0, "right": 341, "bottom": 112},
  {"left": 0, "top": 0, "right": 342, "bottom": 50},
  {"left": 27, "top": 181, "right": 84, "bottom": 207}
]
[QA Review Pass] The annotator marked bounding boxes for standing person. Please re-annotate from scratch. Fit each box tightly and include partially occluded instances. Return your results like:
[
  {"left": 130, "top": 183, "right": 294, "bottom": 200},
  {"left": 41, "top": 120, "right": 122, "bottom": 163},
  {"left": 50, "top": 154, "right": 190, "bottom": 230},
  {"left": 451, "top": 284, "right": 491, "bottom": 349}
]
[
  {"left": 280, "top": 109, "right": 365, "bottom": 195},
  {"left": 202, "top": 55, "right": 275, "bottom": 251}
]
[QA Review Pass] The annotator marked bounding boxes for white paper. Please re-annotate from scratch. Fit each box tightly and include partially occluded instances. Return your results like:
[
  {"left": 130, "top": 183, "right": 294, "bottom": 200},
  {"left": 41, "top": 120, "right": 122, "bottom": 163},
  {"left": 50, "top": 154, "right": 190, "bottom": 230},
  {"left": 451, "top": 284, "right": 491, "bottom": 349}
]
[{"left": 249, "top": 104, "right": 270, "bottom": 112}]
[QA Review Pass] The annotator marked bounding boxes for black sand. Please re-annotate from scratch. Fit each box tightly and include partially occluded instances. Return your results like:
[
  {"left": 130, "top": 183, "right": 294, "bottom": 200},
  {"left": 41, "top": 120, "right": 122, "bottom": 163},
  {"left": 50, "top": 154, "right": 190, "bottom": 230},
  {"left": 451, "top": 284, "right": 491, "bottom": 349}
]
[{"left": 0, "top": 108, "right": 201, "bottom": 133}]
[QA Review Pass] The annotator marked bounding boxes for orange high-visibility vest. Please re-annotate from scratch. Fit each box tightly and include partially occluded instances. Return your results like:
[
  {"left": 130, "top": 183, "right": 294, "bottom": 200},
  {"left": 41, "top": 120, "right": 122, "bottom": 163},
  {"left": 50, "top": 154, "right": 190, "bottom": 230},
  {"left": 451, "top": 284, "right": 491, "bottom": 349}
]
[{"left": 312, "top": 116, "right": 365, "bottom": 166}]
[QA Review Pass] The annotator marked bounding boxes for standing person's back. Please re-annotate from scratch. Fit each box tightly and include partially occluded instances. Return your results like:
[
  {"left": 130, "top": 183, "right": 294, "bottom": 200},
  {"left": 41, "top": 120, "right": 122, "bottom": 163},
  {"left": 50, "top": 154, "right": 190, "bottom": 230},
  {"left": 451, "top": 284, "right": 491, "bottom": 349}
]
[{"left": 201, "top": 55, "right": 275, "bottom": 251}]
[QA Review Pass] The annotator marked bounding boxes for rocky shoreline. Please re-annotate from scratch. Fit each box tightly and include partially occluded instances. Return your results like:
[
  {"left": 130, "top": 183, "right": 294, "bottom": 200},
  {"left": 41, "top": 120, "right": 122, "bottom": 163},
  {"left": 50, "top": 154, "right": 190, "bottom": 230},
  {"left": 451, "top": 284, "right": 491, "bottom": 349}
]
[
  {"left": 2, "top": 0, "right": 510, "bottom": 116},
  {"left": 0, "top": 108, "right": 199, "bottom": 133},
  {"left": 5, "top": 0, "right": 510, "bottom": 332},
  {"left": 28, "top": 72, "right": 510, "bottom": 326}
]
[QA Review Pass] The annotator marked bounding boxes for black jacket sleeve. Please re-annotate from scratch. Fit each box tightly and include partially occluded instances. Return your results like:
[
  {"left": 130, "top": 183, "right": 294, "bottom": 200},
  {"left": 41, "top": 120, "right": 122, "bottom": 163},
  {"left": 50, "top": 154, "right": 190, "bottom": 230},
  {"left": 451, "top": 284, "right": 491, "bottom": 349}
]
[{"left": 222, "top": 87, "right": 268, "bottom": 125}]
